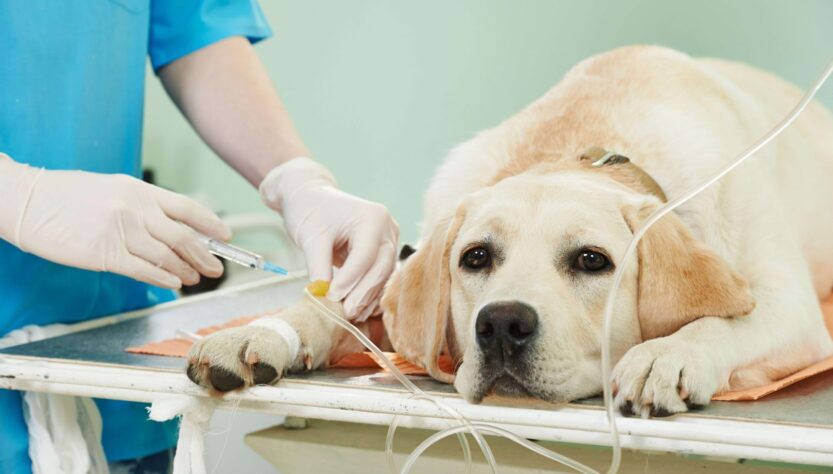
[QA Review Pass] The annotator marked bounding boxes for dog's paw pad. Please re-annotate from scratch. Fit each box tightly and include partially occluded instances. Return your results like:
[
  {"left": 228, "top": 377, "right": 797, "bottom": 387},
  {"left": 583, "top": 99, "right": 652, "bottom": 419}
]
[
  {"left": 650, "top": 406, "right": 673, "bottom": 418},
  {"left": 185, "top": 324, "right": 296, "bottom": 394},
  {"left": 252, "top": 362, "right": 279, "bottom": 385},
  {"left": 684, "top": 400, "right": 706, "bottom": 411},
  {"left": 208, "top": 366, "right": 245, "bottom": 392}
]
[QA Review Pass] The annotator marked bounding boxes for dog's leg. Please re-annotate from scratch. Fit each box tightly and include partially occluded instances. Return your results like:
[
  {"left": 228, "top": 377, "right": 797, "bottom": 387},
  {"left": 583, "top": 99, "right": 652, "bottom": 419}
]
[
  {"left": 613, "top": 239, "right": 833, "bottom": 417},
  {"left": 186, "top": 296, "right": 366, "bottom": 393}
]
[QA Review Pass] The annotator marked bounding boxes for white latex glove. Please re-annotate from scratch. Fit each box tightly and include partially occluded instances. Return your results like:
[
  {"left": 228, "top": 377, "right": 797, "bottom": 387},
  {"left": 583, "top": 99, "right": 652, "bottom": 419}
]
[
  {"left": 260, "top": 157, "right": 399, "bottom": 321},
  {"left": 0, "top": 154, "right": 229, "bottom": 289}
]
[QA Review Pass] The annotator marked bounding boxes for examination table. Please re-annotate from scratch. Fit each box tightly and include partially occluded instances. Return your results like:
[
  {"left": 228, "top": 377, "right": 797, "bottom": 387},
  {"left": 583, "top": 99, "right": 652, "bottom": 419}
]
[{"left": 2, "top": 276, "right": 832, "bottom": 473}]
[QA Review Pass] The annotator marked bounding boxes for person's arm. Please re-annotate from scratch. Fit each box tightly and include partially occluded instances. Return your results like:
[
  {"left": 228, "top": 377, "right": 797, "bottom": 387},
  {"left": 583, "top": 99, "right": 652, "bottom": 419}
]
[
  {"left": 158, "top": 37, "right": 398, "bottom": 321},
  {"left": 158, "top": 36, "right": 305, "bottom": 186}
]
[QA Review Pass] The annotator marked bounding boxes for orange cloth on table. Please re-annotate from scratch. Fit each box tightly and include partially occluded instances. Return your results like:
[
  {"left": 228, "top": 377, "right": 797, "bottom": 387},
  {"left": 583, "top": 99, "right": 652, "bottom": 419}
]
[
  {"left": 126, "top": 315, "right": 436, "bottom": 373},
  {"left": 126, "top": 315, "right": 261, "bottom": 357},
  {"left": 127, "top": 294, "right": 833, "bottom": 402}
]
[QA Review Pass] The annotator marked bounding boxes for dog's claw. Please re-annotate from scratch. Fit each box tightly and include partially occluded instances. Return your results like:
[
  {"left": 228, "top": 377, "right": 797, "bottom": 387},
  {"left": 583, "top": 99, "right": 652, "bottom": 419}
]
[{"left": 618, "top": 400, "right": 634, "bottom": 416}]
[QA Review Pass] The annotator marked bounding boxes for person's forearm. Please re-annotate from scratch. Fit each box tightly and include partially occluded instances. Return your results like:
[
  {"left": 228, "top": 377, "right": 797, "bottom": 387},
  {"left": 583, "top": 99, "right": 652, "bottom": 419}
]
[{"left": 158, "top": 36, "right": 310, "bottom": 187}]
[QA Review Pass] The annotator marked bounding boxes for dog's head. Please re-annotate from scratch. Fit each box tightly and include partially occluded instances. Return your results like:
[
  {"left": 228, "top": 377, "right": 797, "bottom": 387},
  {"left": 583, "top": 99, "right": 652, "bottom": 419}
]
[{"left": 381, "top": 164, "right": 754, "bottom": 403}]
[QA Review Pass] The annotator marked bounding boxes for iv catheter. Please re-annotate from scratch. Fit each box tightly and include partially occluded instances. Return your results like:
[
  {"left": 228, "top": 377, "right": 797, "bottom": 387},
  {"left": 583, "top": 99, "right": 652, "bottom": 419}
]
[{"left": 194, "top": 231, "right": 288, "bottom": 275}]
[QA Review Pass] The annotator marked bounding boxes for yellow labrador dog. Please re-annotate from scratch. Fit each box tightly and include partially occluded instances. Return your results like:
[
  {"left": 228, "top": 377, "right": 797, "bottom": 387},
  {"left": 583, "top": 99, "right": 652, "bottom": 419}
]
[{"left": 187, "top": 46, "right": 833, "bottom": 417}]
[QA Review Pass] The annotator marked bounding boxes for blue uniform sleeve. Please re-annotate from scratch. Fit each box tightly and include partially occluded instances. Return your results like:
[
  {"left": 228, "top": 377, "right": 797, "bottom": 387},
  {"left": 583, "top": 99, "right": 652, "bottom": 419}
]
[{"left": 148, "top": 0, "right": 272, "bottom": 72}]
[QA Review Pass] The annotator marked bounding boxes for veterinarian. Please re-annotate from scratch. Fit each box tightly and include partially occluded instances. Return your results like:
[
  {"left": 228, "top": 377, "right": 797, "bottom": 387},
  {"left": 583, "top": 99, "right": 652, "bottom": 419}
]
[{"left": 0, "top": 1, "right": 398, "bottom": 472}]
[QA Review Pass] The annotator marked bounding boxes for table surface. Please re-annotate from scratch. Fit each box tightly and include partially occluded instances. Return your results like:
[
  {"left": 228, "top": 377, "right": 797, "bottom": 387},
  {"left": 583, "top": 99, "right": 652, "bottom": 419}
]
[{"left": 3, "top": 276, "right": 833, "bottom": 429}]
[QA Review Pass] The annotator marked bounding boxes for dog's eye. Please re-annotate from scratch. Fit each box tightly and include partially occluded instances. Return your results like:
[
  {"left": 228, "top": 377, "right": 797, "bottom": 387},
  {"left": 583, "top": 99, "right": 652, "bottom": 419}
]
[
  {"left": 461, "top": 247, "right": 492, "bottom": 271},
  {"left": 573, "top": 249, "right": 611, "bottom": 272}
]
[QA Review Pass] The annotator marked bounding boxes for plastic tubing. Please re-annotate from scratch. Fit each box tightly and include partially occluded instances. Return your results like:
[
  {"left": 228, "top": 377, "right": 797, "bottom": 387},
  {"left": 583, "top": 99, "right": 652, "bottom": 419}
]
[
  {"left": 303, "top": 289, "right": 491, "bottom": 473},
  {"left": 305, "top": 288, "right": 600, "bottom": 473},
  {"left": 598, "top": 58, "right": 833, "bottom": 474},
  {"left": 401, "top": 423, "right": 597, "bottom": 474}
]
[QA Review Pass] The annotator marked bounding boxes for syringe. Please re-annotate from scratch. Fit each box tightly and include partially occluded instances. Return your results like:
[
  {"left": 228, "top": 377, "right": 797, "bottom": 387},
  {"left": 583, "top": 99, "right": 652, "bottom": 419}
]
[{"left": 194, "top": 231, "right": 288, "bottom": 275}]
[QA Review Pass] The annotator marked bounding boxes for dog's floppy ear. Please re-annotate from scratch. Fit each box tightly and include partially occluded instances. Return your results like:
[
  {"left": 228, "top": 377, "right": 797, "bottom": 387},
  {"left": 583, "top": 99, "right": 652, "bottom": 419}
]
[
  {"left": 381, "top": 204, "right": 468, "bottom": 384},
  {"left": 622, "top": 199, "right": 756, "bottom": 341}
]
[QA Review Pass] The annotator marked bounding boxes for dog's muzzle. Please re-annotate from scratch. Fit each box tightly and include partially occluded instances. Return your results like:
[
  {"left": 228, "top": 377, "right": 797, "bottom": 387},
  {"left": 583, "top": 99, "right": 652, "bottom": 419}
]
[{"left": 475, "top": 301, "right": 539, "bottom": 368}]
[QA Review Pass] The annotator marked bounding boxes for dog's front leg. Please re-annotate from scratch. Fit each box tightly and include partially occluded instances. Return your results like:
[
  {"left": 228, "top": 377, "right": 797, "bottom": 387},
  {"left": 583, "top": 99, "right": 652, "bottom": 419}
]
[
  {"left": 613, "top": 252, "right": 833, "bottom": 417},
  {"left": 186, "top": 296, "right": 366, "bottom": 394}
]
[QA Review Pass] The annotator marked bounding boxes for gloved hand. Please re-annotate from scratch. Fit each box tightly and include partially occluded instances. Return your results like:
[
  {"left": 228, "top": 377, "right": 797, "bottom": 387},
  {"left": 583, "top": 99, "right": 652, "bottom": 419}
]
[
  {"left": 260, "top": 157, "right": 399, "bottom": 321},
  {"left": 0, "top": 154, "right": 230, "bottom": 289}
]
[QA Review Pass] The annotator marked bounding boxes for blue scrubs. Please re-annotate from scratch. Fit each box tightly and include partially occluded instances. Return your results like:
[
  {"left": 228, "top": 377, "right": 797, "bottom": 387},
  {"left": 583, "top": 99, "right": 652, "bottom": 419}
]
[{"left": 0, "top": 1, "right": 271, "bottom": 472}]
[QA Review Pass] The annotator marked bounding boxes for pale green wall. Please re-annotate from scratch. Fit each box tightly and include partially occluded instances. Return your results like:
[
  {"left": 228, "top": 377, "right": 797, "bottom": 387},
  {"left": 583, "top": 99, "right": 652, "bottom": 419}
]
[{"left": 143, "top": 0, "right": 833, "bottom": 244}]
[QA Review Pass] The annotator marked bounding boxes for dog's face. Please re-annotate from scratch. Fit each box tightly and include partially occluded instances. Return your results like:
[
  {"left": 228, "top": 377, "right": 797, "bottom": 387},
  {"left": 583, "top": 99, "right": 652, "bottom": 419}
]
[
  {"left": 449, "top": 172, "right": 642, "bottom": 402},
  {"left": 382, "top": 169, "right": 755, "bottom": 404}
]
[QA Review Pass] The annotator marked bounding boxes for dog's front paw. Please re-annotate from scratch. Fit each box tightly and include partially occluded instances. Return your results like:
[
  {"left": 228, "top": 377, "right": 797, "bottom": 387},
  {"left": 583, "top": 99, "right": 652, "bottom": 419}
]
[
  {"left": 186, "top": 325, "right": 295, "bottom": 394},
  {"left": 612, "top": 339, "right": 721, "bottom": 417}
]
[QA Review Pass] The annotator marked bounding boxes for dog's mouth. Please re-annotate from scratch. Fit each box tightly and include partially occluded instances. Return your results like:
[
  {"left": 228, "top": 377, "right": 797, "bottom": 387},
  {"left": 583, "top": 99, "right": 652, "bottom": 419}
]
[
  {"left": 490, "top": 374, "right": 534, "bottom": 397},
  {"left": 469, "top": 371, "right": 539, "bottom": 403}
]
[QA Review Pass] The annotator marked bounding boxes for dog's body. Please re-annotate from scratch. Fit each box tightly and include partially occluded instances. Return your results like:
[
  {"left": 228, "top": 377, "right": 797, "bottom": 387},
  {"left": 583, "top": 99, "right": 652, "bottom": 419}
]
[{"left": 188, "top": 46, "right": 833, "bottom": 416}]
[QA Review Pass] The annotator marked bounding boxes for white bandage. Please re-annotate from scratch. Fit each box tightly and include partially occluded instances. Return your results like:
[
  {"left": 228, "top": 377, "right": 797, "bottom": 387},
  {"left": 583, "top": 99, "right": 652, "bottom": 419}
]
[{"left": 248, "top": 318, "right": 301, "bottom": 360}]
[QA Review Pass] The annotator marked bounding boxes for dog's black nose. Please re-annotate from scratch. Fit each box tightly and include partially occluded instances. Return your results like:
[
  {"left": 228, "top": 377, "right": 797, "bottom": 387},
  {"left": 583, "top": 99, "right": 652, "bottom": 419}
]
[{"left": 475, "top": 302, "right": 538, "bottom": 358}]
